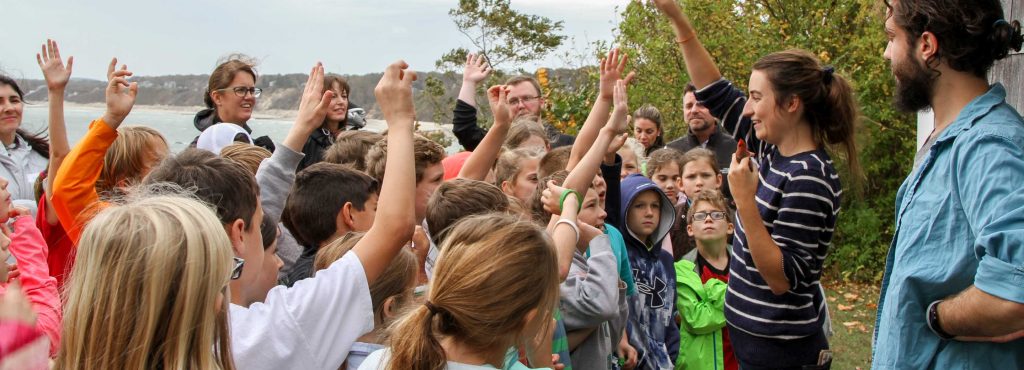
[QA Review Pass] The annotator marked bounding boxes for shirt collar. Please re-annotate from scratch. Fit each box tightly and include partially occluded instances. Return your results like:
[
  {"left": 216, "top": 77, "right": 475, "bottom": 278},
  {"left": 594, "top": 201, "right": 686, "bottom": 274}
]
[{"left": 936, "top": 83, "right": 1008, "bottom": 144}]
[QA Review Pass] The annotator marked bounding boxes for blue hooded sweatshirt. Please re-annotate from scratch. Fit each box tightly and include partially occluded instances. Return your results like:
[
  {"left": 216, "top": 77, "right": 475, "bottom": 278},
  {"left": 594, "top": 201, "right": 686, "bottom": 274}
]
[{"left": 616, "top": 174, "right": 680, "bottom": 370}]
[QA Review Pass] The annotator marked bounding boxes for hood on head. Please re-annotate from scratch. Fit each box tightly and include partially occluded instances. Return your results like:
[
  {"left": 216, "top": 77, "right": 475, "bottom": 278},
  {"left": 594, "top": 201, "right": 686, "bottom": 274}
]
[{"left": 619, "top": 173, "right": 676, "bottom": 250}]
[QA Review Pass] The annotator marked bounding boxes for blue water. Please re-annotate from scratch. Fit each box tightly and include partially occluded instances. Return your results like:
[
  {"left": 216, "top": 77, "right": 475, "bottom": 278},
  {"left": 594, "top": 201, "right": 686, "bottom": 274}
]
[{"left": 21, "top": 105, "right": 459, "bottom": 154}]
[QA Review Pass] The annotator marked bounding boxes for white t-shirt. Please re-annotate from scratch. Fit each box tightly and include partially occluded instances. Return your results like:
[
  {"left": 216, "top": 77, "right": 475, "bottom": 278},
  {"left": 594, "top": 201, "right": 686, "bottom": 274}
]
[{"left": 230, "top": 251, "right": 374, "bottom": 370}]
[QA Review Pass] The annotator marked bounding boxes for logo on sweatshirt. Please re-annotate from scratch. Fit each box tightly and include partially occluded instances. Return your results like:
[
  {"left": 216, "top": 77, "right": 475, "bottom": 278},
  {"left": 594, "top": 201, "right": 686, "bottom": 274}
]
[{"left": 633, "top": 269, "right": 667, "bottom": 308}]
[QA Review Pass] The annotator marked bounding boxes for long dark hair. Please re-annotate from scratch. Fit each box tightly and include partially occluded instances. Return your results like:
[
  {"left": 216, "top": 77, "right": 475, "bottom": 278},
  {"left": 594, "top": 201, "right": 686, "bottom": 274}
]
[
  {"left": 751, "top": 50, "right": 862, "bottom": 183},
  {"left": 0, "top": 75, "right": 50, "bottom": 157}
]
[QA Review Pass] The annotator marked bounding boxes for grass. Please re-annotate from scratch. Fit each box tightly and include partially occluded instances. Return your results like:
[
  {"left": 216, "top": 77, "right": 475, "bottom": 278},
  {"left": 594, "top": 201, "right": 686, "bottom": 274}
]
[{"left": 823, "top": 279, "right": 880, "bottom": 370}]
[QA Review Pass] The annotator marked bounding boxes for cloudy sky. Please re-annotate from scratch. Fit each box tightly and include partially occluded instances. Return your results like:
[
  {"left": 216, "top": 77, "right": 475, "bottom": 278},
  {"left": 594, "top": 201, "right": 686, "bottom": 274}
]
[{"left": 1, "top": 0, "right": 631, "bottom": 81}]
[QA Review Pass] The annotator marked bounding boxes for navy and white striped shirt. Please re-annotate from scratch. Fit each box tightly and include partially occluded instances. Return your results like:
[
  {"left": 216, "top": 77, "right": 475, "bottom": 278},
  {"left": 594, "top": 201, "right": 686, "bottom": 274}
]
[{"left": 696, "top": 79, "right": 841, "bottom": 340}]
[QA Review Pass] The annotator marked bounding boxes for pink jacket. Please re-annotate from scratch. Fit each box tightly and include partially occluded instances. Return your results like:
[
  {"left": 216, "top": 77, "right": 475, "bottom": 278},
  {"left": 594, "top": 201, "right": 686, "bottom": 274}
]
[{"left": 1, "top": 216, "right": 62, "bottom": 356}]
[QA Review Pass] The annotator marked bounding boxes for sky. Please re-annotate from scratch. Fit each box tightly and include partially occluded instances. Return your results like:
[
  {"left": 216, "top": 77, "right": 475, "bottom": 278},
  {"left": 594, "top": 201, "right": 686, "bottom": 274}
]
[{"left": 1, "top": 0, "right": 631, "bottom": 81}]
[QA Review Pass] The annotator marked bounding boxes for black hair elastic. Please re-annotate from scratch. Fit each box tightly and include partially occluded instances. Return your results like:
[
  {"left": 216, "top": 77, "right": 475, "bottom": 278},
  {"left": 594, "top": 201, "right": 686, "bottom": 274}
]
[
  {"left": 822, "top": 66, "right": 835, "bottom": 85},
  {"left": 994, "top": 19, "right": 1010, "bottom": 28},
  {"left": 424, "top": 301, "right": 441, "bottom": 315}
]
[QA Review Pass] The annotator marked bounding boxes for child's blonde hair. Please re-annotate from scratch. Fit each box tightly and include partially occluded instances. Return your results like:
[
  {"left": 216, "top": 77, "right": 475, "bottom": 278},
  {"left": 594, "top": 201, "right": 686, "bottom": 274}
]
[
  {"left": 504, "top": 119, "right": 550, "bottom": 150},
  {"left": 314, "top": 232, "right": 417, "bottom": 325},
  {"left": 494, "top": 147, "right": 544, "bottom": 190},
  {"left": 56, "top": 195, "right": 235, "bottom": 370},
  {"left": 220, "top": 143, "right": 271, "bottom": 176},
  {"left": 97, "top": 126, "right": 168, "bottom": 194},
  {"left": 384, "top": 213, "right": 559, "bottom": 370}
]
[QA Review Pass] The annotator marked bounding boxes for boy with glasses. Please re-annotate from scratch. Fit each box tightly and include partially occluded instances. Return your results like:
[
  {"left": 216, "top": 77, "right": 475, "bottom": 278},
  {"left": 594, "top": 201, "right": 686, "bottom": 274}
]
[{"left": 674, "top": 189, "right": 737, "bottom": 370}]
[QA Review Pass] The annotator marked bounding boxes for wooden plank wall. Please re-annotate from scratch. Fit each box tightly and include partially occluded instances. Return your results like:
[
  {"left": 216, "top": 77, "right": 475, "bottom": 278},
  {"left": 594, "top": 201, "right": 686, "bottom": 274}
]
[{"left": 990, "top": 0, "right": 1022, "bottom": 111}]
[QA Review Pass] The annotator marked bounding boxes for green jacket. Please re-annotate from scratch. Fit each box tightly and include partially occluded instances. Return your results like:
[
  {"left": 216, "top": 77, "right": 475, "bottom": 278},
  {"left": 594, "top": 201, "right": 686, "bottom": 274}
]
[{"left": 673, "top": 259, "right": 727, "bottom": 370}]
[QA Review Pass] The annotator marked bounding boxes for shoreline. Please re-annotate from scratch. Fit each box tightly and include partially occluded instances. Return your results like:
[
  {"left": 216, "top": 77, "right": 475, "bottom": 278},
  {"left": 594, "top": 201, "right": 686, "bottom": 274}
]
[{"left": 27, "top": 102, "right": 300, "bottom": 121}]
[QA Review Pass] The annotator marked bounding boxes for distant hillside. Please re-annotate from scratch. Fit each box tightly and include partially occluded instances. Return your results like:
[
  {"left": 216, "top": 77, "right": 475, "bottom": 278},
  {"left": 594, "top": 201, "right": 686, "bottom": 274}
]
[{"left": 15, "top": 68, "right": 587, "bottom": 123}]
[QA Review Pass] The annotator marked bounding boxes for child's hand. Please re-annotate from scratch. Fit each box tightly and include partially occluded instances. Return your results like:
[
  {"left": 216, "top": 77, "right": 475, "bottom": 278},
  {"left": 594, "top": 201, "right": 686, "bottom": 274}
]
[
  {"left": 101, "top": 58, "right": 137, "bottom": 128},
  {"left": 606, "top": 80, "right": 630, "bottom": 135},
  {"left": 486, "top": 85, "right": 512, "bottom": 127},
  {"left": 375, "top": 60, "right": 417, "bottom": 129},
  {"left": 540, "top": 180, "right": 571, "bottom": 215},
  {"left": 598, "top": 48, "right": 635, "bottom": 101},
  {"left": 7, "top": 206, "right": 29, "bottom": 219},
  {"left": 462, "top": 53, "right": 491, "bottom": 84},
  {"left": 728, "top": 152, "right": 758, "bottom": 208},
  {"left": 578, "top": 222, "right": 603, "bottom": 249},
  {"left": 0, "top": 282, "right": 36, "bottom": 325},
  {"left": 36, "top": 39, "right": 73, "bottom": 91},
  {"left": 294, "top": 62, "right": 334, "bottom": 133},
  {"left": 617, "top": 337, "right": 638, "bottom": 370}
]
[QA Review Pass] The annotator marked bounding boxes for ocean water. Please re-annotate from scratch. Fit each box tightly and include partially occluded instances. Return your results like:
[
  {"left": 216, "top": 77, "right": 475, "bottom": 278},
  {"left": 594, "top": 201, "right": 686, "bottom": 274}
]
[{"left": 20, "top": 105, "right": 457, "bottom": 153}]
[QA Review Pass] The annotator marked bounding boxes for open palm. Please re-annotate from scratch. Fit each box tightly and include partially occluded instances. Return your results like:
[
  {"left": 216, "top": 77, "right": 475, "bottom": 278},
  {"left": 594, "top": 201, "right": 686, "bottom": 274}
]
[{"left": 36, "top": 39, "right": 73, "bottom": 90}]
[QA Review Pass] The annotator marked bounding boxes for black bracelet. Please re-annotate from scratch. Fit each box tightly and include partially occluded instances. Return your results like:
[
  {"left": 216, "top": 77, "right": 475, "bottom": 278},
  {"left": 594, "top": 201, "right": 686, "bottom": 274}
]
[{"left": 927, "top": 300, "right": 955, "bottom": 340}]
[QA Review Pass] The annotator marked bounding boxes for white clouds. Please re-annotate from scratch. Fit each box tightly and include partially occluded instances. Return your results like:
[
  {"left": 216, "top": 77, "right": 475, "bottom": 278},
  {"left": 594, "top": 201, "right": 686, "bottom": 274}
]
[{"left": 0, "top": 0, "right": 624, "bottom": 80}]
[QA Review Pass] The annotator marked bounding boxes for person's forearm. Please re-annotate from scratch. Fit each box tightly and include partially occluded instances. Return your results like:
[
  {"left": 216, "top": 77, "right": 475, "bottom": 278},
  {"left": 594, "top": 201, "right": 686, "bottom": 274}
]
[
  {"left": 457, "top": 79, "right": 479, "bottom": 108},
  {"left": 280, "top": 123, "right": 316, "bottom": 153},
  {"left": 45, "top": 88, "right": 70, "bottom": 225},
  {"left": 552, "top": 198, "right": 581, "bottom": 281},
  {"left": 939, "top": 286, "right": 1024, "bottom": 337},
  {"left": 359, "top": 125, "right": 417, "bottom": 284},
  {"left": 660, "top": 3, "right": 722, "bottom": 89},
  {"left": 736, "top": 199, "right": 788, "bottom": 294},
  {"left": 458, "top": 121, "right": 509, "bottom": 180},
  {"left": 567, "top": 96, "right": 612, "bottom": 170},
  {"left": 565, "top": 127, "right": 615, "bottom": 196}
]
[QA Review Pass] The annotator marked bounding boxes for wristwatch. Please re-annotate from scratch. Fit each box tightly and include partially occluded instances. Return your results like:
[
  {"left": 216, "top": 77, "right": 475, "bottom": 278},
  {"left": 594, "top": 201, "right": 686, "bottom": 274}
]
[{"left": 927, "top": 300, "right": 955, "bottom": 340}]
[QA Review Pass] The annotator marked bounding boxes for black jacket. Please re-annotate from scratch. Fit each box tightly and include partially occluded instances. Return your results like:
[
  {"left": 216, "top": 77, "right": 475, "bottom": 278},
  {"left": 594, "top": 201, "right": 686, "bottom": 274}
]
[
  {"left": 452, "top": 99, "right": 574, "bottom": 151},
  {"left": 193, "top": 108, "right": 276, "bottom": 152}
]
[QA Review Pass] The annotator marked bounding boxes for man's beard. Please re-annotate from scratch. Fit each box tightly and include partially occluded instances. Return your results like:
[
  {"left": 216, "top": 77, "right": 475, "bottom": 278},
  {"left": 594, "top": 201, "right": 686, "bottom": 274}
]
[
  {"left": 688, "top": 118, "right": 712, "bottom": 135},
  {"left": 892, "top": 51, "right": 935, "bottom": 113}
]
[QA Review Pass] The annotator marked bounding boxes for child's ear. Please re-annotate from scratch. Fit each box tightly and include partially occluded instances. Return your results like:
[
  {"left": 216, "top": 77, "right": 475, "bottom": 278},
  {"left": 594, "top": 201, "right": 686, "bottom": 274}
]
[
  {"left": 715, "top": 173, "right": 723, "bottom": 188},
  {"left": 687, "top": 223, "right": 695, "bottom": 237},
  {"left": 727, "top": 222, "right": 735, "bottom": 235},
  {"left": 225, "top": 219, "right": 246, "bottom": 256},
  {"left": 338, "top": 202, "right": 356, "bottom": 232},
  {"left": 382, "top": 296, "right": 398, "bottom": 319},
  {"left": 500, "top": 180, "right": 513, "bottom": 195}
]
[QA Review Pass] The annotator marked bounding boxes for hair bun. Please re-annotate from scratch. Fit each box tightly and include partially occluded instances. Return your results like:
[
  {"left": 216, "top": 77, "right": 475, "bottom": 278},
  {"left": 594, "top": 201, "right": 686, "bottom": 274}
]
[{"left": 992, "top": 19, "right": 1023, "bottom": 60}]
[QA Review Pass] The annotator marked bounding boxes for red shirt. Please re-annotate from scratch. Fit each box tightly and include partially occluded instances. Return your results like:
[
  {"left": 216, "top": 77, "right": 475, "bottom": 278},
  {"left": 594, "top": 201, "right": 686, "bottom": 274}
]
[
  {"left": 696, "top": 252, "right": 738, "bottom": 370},
  {"left": 37, "top": 195, "right": 76, "bottom": 290}
]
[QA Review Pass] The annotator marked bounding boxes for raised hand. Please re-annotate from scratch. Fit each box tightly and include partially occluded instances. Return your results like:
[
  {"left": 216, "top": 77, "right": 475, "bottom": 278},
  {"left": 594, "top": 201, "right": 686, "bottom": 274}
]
[
  {"left": 295, "top": 62, "right": 334, "bottom": 131},
  {"left": 36, "top": 39, "right": 73, "bottom": 91},
  {"left": 598, "top": 48, "right": 635, "bottom": 100},
  {"left": 101, "top": 58, "right": 137, "bottom": 128},
  {"left": 649, "top": 0, "right": 683, "bottom": 17},
  {"left": 607, "top": 80, "right": 630, "bottom": 135},
  {"left": 463, "top": 53, "right": 492, "bottom": 84},
  {"left": 487, "top": 85, "right": 512, "bottom": 127},
  {"left": 374, "top": 60, "right": 417, "bottom": 130},
  {"left": 540, "top": 180, "right": 573, "bottom": 216}
]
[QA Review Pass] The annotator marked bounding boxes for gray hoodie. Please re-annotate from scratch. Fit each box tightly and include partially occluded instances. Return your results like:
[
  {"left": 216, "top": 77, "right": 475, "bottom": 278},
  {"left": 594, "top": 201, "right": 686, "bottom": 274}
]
[{"left": 560, "top": 234, "right": 623, "bottom": 370}]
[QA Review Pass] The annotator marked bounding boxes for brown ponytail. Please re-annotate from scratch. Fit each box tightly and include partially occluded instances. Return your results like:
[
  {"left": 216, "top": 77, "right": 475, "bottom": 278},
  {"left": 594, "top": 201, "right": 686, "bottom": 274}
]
[
  {"left": 752, "top": 49, "right": 862, "bottom": 184},
  {"left": 384, "top": 213, "right": 559, "bottom": 370}
]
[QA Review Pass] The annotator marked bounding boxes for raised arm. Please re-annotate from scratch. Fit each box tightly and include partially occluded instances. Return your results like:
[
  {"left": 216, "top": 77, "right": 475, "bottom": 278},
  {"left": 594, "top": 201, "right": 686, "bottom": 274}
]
[
  {"left": 452, "top": 54, "right": 492, "bottom": 151},
  {"left": 567, "top": 48, "right": 633, "bottom": 170},
  {"left": 36, "top": 39, "right": 73, "bottom": 226},
  {"left": 52, "top": 59, "right": 136, "bottom": 243},
  {"left": 280, "top": 63, "right": 332, "bottom": 153},
  {"left": 353, "top": 61, "right": 418, "bottom": 285},
  {"left": 565, "top": 80, "right": 631, "bottom": 197},
  {"left": 458, "top": 85, "right": 511, "bottom": 180},
  {"left": 651, "top": 0, "right": 722, "bottom": 89}
]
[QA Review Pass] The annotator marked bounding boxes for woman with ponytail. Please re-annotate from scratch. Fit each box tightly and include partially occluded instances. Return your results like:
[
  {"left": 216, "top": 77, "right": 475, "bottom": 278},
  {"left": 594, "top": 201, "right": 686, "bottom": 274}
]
[
  {"left": 653, "top": 0, "right": 861, "bottom": 368},
  {"left": 359, "top": 213, "right": 560, "bottom": 370}
]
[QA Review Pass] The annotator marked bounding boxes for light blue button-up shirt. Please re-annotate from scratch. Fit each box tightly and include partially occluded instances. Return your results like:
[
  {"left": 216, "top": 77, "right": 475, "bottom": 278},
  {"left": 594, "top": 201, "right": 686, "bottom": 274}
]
[{"left": 872, "top": 84, "right": 1024, "bottom": 369}]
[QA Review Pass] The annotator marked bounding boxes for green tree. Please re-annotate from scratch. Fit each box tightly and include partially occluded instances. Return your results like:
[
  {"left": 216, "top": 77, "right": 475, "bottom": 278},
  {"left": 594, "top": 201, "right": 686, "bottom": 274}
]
[
  {"left": 617, "top": 0, "right": 916, "bottom": 281},
  {"left": 423, "top": 0, "right": 567, "bottom": 128}
]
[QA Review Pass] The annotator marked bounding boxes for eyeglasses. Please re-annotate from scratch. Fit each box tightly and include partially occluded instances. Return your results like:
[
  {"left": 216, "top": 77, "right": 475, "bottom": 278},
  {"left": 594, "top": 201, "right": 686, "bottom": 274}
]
[
  {"left": 692, "top": 211, "right": 727, "bottom": 222},
  {"left": 231, "top": 257, "right": 245, "bottom": 280},
  {"left": 218, "top": 86, "right": 262, "bottom": 98},
  {"left": 508, "top": 96, "right": 542, "bottom": 106}
]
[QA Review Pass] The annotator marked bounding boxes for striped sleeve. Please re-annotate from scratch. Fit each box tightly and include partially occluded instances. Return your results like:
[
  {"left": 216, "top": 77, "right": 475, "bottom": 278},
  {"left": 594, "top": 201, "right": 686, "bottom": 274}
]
[
  {"left": 694, "top": 78, "right": 760, "bottom": 151},
  {"left": 772, "top": 169, "right": 837, "bottom": 291}
]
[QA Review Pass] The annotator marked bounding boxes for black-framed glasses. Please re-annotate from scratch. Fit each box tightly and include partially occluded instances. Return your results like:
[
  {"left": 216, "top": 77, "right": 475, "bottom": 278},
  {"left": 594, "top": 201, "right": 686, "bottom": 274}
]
[
  {"left": 692, "top": 211, "right": 727, "bottom": 222},
  {"left": 231, "top": 257, "right": 245, "bottom": 280},
  {"left": 508, "top": 95, "right": 542, "bottom": 106},
  {"left": 218, "top": 86, "right": 262, "bottom": 98}
]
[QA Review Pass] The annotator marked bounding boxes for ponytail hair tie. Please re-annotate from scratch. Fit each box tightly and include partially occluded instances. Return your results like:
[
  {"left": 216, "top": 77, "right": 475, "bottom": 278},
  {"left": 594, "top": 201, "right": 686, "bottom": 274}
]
[
  {"left": 822, "top": 66, "right": 835, "bottom": 85},
  {"left": 994, "top": 19, "right": 1010, "bottom": 28},
  {"left": 425, "top": 301, "right": 442, "bottom": 315}
]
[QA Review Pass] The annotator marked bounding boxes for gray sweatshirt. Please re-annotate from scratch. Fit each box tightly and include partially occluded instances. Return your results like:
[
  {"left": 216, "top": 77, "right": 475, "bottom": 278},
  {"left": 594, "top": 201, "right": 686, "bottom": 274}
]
[
  {"left": 560, "top": 234, "right": 622, "bottom": 370},
  {"left": 252, "top": 145, "right": 305, "bottom": 278}
]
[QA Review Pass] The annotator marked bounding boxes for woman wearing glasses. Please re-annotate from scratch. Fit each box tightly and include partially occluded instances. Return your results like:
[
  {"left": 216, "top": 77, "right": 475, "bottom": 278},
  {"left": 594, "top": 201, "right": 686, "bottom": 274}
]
[
  {"left": 55, "top": 195, "right": 239, "bottom": 370},
  {"left": 194, "top": 55, "right": 276, "bottom": 152}
]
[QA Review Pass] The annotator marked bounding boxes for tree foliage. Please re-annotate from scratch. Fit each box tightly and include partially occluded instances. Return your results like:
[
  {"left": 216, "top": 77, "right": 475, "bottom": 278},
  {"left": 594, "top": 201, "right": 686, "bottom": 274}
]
[
  {"left": 438, "top": 0, "right": 567, "bottom": 72},
  {"left": 617, "top": 0, "right": 916, "bottom": 281}
]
